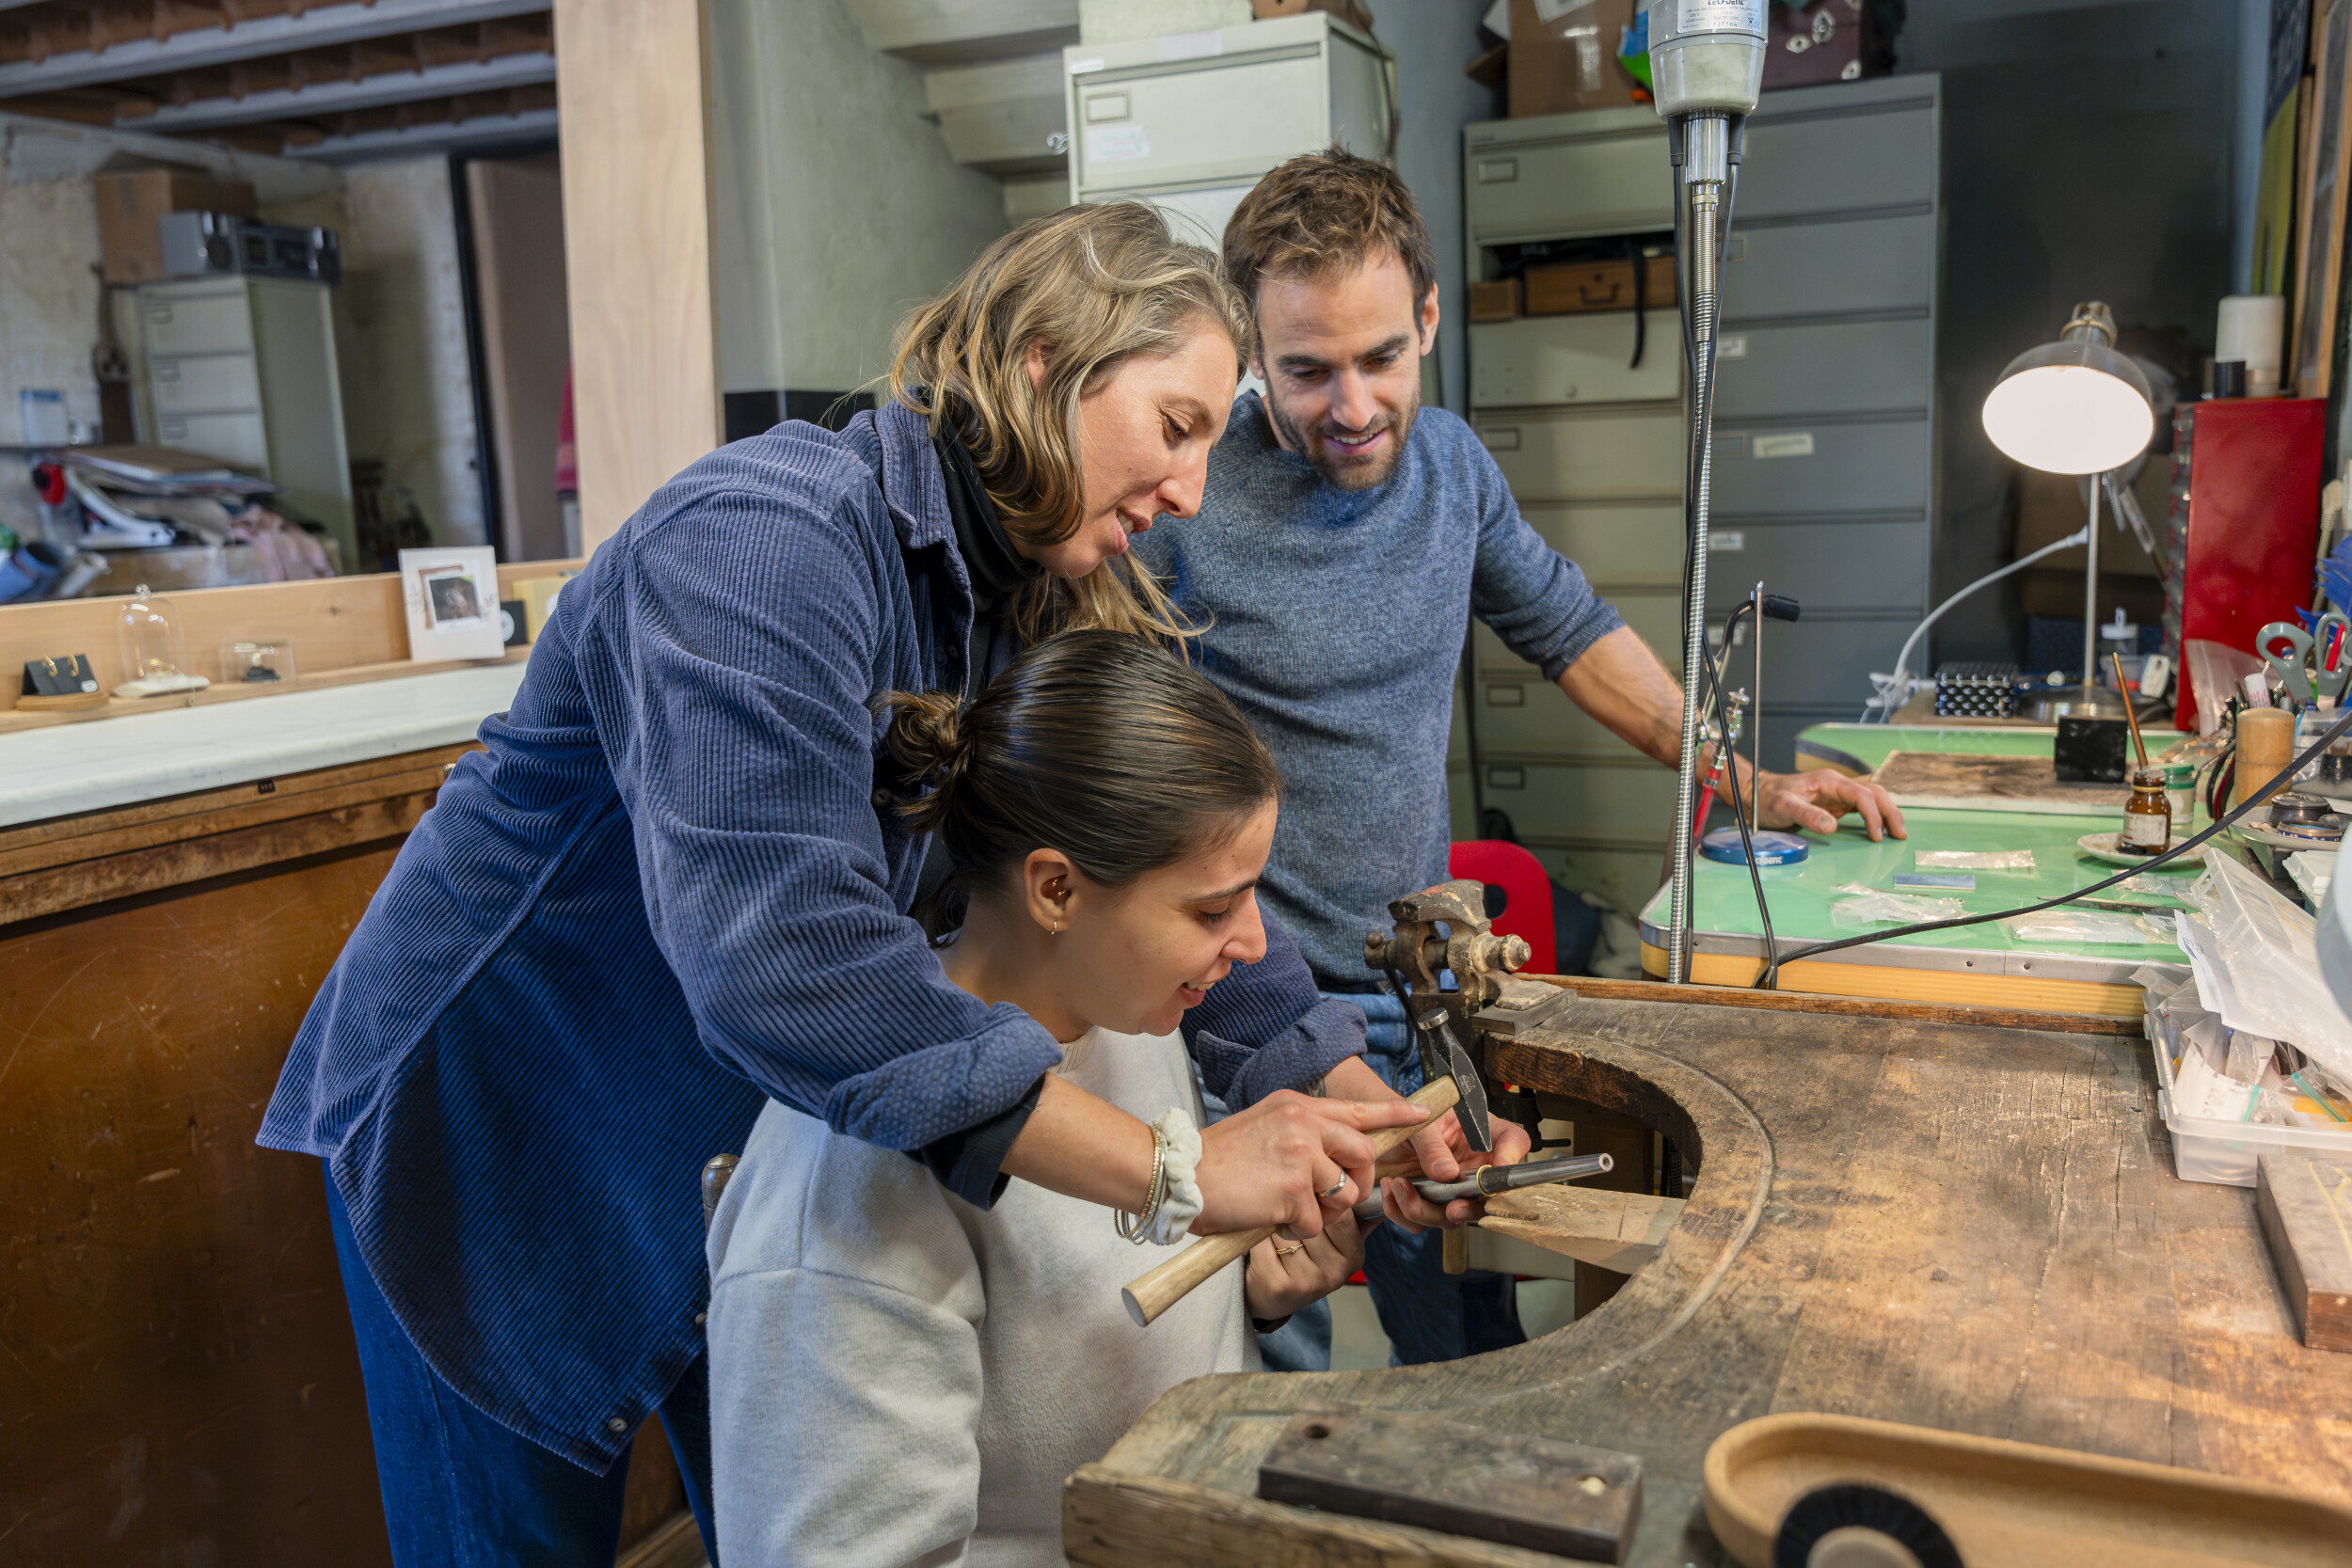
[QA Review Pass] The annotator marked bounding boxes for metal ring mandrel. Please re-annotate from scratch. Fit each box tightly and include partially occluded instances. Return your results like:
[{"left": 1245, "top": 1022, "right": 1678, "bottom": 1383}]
[{"left": 1353, "top": 1151, "right": 1614, "bottom": 1222}]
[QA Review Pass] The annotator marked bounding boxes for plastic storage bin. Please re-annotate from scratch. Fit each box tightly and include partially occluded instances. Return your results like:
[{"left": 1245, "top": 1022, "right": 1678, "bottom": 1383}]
[{"left": 2146, "top": 988, "right": 2352, "bottom": 1188}]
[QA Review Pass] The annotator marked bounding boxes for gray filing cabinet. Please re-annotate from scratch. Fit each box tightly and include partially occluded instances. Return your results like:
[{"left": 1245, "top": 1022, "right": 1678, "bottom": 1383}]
[
  {"left": 137, "top": 277, "right": 356, "bottom": 563},
  {"left": 1459, "top": 75, "right": 1941, "bottom": 912},
  {"left": 1062, "top": 10, "right": 1391, "bottom": 250}
]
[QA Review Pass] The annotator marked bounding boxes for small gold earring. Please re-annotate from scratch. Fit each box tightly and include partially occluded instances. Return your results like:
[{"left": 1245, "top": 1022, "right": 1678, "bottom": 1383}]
[{"left": 1052, "top": 917, "right": 1061, "bottom": 936}]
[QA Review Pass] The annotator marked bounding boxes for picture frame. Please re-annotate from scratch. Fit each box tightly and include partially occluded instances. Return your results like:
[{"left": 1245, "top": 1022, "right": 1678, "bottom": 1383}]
[{"left": 398, "top": 546, "right": 508, "bottom": 662}]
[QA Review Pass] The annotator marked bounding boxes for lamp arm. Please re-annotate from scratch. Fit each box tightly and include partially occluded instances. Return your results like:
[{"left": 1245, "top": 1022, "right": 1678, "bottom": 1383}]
[{"left": 1869, "top": 523, "right": 2094, "bottom": 721}]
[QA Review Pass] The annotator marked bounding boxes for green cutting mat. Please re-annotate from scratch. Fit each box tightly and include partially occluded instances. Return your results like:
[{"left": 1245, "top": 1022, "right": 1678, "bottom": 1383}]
[{"left": 1638, "top": 805, "right": 2201, "bottom": 963}]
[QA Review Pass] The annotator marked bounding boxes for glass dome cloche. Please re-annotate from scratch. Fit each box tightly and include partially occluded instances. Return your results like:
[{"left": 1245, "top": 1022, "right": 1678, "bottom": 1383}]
[{"left": 114, "top": 583, "right": 212, "bottom": 699}]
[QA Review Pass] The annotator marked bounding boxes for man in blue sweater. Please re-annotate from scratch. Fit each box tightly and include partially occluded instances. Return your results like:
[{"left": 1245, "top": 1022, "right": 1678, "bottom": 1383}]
[{"left": 1131, "top": 148, "right": 1904, "bottom": 1370}]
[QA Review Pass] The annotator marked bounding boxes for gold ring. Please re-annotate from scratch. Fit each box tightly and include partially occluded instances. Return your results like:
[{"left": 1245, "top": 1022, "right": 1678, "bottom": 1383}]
[{"left": 1272, "top": 1242, "right": 1306, "bottom": 1257}]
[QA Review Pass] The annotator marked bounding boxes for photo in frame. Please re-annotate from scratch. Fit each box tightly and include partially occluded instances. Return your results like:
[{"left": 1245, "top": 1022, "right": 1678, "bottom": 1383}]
[{"left": 399, "top": 546, "right": 507, "bottom": 662}]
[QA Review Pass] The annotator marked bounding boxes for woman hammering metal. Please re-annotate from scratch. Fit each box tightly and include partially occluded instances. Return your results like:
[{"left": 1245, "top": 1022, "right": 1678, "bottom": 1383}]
[{"left": 257, "top": 204, "right": 1485, "bottom": 1565}]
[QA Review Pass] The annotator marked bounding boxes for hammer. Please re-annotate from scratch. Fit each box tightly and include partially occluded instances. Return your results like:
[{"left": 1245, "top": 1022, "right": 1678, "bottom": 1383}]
[{"left": 1121, "top": 1007, "right": 1495, "bottom": 1328}]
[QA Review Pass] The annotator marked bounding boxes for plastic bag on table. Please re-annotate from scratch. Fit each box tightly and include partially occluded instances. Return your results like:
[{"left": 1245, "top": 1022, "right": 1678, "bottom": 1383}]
[
  {"left": 2003, "top": 909, "right": 2175, "bottom": 945},
  {"left": 2281, "top": 1055, "right": 2352, "bottom": 1129},
  {"left": 2130, "top": 963, "right": 2194, "bottom": 1007},
  {"left": 2172, "top": 1019, "right": 2264, "bottom": 1120},
  {"left": 1915, "top": 849, "right": 2036, "bottom": 872},
  {"left": 1831, "top": 883, "right": 1966, "bottom": 928},
  {"left": 2184, "top": 854, "right": 2352, "bottom": 1085}
]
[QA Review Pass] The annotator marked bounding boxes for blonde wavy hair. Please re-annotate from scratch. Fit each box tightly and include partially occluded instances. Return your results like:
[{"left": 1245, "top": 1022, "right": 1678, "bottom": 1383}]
[{"left": 889, "top": 201, "right": 1253, "bottom": 642}]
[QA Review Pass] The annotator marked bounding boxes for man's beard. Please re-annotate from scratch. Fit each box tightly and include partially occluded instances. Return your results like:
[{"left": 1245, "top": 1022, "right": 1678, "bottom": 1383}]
[{"left": 1263, "top": 381, "right": 1419, "bottom": 492}]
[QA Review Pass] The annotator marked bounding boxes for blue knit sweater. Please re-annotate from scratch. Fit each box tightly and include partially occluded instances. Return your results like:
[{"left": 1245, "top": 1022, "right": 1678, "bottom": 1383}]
[
  {"left": 259, "top": 404, "right": 1365, "bottom": 1469},
  {"left": 1132, "top": 393, "right": 1625, "bottom": 987}
]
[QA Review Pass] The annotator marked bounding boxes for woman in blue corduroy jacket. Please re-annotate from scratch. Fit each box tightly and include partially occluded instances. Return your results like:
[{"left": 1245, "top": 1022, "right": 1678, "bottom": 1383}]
[{"left": 259, "top": 202, "right": 1454, "bottom": 1566}]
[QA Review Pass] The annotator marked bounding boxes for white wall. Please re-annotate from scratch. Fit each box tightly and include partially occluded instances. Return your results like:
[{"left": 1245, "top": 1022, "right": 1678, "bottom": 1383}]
[
  {"left": 326, "top": 159, "right": 487, "bottom": 547},
  {"left": 0, "top": 119, "right": 485, "bottom": 550},
  {"left": 1364, "top": 0, "right": 1499, "bottom": 417},
  {"left": 707, "top": 0, "right": 1011, "bottom": 396},
  {"left": 0, "top": 115, "right": 340, "bottom": 445}
]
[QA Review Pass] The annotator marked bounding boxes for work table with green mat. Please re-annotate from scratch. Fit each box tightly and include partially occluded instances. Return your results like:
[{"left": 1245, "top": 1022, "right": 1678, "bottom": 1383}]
[{"left": 1639, "top": 721, "right": 2206, "bottom": 1016}]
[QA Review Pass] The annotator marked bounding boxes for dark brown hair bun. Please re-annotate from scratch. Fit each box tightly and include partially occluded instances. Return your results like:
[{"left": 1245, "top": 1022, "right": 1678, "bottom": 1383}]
[{"left": 877, "top": 630, "right": 1280, "bottom": 912}]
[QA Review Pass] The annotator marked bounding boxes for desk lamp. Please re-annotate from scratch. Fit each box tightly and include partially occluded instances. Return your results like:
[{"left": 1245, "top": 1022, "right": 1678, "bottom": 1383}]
[{"left": 1980, "top": 302, "right": 2155, "bottom": 720}]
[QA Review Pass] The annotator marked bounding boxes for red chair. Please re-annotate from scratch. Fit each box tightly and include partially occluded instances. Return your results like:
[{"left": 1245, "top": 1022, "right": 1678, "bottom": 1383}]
[{"left": 1448, "top": 840, "right": 1556, "bottom": 974}]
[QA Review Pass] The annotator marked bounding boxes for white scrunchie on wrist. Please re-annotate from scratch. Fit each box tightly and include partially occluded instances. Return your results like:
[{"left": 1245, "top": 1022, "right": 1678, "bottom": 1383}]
[{"left": 1146, "top": 1107, "right": 1204, "bottom": 1245}]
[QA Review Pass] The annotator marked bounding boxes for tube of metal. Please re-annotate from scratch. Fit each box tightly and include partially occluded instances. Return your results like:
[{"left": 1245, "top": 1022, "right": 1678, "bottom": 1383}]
[
  {"left": 1351, "top": 1151, "right": 1614, "bottom": 1223},
  {"left": 1668, "top": 112, "right": 1731, "bottom": 985}
]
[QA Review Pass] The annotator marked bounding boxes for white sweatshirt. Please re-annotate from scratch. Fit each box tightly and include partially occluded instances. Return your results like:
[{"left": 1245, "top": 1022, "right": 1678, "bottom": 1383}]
[{"left": 705, "top": 1025, "right": 1258, "bottom": 1568}]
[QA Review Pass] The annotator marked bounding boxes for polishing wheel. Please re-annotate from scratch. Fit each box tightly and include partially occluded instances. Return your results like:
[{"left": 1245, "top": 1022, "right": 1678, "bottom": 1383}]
[{"left": 1772, "top": 1484, "right": 1963, "bottom": 1568}]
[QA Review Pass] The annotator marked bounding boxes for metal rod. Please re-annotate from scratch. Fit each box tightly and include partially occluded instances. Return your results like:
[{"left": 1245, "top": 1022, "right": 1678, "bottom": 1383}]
[
  {"left": 2080, "top": 471, "right": 2103, "bottom": 705},
  {"left": 1667, "top": 113, "right": 1728, "bottom": 986},
  {"left": 1750, "top": 579, "right": 1764, "bottom": 829}
]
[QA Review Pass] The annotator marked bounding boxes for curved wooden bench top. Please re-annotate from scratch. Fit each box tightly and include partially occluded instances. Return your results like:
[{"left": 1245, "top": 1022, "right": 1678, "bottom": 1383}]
[{"left": 1071, "top": 992, "right": 2352, "bottom": 1567}]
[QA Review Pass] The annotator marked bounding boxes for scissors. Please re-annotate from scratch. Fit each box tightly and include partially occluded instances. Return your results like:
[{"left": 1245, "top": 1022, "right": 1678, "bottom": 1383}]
[{"left": 2260, "top": 614, "right": 2352, "bottom": 703}]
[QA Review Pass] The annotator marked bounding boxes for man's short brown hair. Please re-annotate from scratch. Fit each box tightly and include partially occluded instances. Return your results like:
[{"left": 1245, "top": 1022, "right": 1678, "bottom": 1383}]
[{"left": 1222, "top": 145, "right": 1438, "bottom": 317}]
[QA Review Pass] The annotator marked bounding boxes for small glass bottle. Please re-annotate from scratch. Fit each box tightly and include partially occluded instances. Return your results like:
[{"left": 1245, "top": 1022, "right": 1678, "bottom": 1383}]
[{"left": 2120, "top": 765, "right": 2171, "bottom": 855}]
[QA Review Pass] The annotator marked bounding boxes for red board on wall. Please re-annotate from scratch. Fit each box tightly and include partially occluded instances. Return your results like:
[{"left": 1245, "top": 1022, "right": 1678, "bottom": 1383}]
[{"left": 2174, "top": 398, "right": 2324, "bottom": 733}]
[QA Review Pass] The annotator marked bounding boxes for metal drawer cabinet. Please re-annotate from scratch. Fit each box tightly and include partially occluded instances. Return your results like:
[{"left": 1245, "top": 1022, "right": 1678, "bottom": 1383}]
[
  {"left": 1710, "top": 415, "right": 1929, "bottom": 515},
  {"left": 1478, "top": 759, "right": 1676, "bottom": 844},
  {"left": 156, "top": 411, "right": 268, "bottom": 469},
  {"left": 151, "top": 355, "right": 262, "bottom": 416},
  {"left": 1737, "top": 89, "right": 1937, "bottom": 222},
  {"left": 1720, "top": 212, "right": 1937, "bottom": 323},
  {"left": 1470, "top": 310, "right": 1680, "bottom": 409},
  {"left": 1474, "top": 672, "right": 1641, "bottom": 763},
  {"left": 139, "top": 286, "right": 254, "bottom": 357},
  {"left": 1473, "top": 406, "right": 1685, "bottom": 503},
  {"left": 1701, "top": 520, "right": 1928, "bottom": 615},
  {"left": 1464, "top": 107, "right": 1671, "bottom": 248},
  {"left": 1727, "top": 615, "right": 1910, "bottom": 707},
  {"left": 1518, "top": 499, "right": 1685, "bottom": 590},
  {"left": 1712, "top": 316, "right": 1931, "bottom": 420},
  {"left": 1474, "top": 593, "right": 1680, "bottom": 682}
]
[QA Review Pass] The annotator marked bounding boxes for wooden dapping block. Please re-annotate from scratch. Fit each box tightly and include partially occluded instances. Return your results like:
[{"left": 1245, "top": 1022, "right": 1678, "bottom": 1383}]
[
  {"left": 1255, "top": 1406, "right": 1642, "bottom": 1564},
  {"left": 1704, "top": 1413, "right": 2352, "bottom": 1567},
  {"left": 2257, "top": 1152, "right": 2352, "bottom": 1352}
]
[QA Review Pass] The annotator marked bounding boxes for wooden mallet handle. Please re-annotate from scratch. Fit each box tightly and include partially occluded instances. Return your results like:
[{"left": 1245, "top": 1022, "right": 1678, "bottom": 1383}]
[{"left": 1121, "top": 1075, "right": 1462, "bottom": 1327}]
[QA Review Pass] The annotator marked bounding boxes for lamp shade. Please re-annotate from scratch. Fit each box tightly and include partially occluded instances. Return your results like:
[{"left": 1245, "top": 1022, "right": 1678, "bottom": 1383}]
[{"left": 1981, "top": 337, "right": 2154, "bottom": 475}]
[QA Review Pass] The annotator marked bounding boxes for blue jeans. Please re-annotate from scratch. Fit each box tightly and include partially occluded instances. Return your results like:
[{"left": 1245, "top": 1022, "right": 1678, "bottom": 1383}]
[{"left": 324, "top": 1168, "right": 721, "bottom": 1568}]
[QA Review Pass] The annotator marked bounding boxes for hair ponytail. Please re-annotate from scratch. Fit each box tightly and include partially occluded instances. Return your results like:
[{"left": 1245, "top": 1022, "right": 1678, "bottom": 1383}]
[{"left": 878, "top": 630, "right": 1280, "bottom": 927}]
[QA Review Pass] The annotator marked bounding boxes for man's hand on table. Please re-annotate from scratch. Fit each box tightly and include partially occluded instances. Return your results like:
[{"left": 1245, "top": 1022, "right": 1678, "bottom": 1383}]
[
  {"left": 1752, "top": 767, "right": 1907, "bottom": 842},
  {"left": 1320, "top": 1054, "right": 1533, "bottom": 1234}
]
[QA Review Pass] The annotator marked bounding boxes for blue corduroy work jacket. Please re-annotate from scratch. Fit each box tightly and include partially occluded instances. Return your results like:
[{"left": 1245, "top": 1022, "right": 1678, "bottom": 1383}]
[{"left": 259, "top": 404, "right": 1367, "bottom": 1471}]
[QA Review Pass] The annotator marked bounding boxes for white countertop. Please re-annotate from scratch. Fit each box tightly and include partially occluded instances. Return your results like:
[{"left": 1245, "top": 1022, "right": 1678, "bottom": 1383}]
[{"left": 0, "top": 661, "right": 530, "bottom": 829}]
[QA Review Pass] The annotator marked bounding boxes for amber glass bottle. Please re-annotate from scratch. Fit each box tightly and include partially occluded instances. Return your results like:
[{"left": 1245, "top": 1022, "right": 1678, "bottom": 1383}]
[{"left": 2120, "top": 765, "right": 2171, "bottom": 855}]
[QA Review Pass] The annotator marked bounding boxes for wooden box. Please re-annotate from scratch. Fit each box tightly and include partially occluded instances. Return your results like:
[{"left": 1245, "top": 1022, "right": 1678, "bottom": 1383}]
[
  {"left": 1526, "top": 255, "right": 1677, "bottom": 316},
  {"left": 1508, "top": 0, "right": 1641, "bottom": 118},
  {"left": 2257, "top": 1152, "right": 2352, "bottom": 1352},
  {"left": 95, "top": 167, "right": 256, "bottom": 284},
  {"left": 1249, "top": 0, "right": 1374, "bottom": 28},
  {"left": 1470, "top": 277, "right": 1522, "bottom": 322}
]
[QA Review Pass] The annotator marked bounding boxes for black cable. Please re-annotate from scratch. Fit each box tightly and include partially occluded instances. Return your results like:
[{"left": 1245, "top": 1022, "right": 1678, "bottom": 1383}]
[
  {"left": 1699, "top": 600, "right": 1781, "bottom": 984},
  {"left": 1755, "top": 704, "right": 2352, "bottom": 988}
]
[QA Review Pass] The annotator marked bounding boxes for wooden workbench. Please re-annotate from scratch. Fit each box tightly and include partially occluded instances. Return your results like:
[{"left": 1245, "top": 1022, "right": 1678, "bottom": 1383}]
[
  {"left": 0, "top": 740, "right": 690, "bottom": 1567},
  {"left": 1068, "top": 991, "right": 2352, "bottom": 1566}
]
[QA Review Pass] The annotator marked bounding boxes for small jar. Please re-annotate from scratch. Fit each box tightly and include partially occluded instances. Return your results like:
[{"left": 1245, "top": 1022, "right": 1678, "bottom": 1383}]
[
  {"left": 2121, "top": 765, "right": 2171, "bottom": 855},
  {"left": 2162, "top": 759, "right": 2197, "bottom": 827}
]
